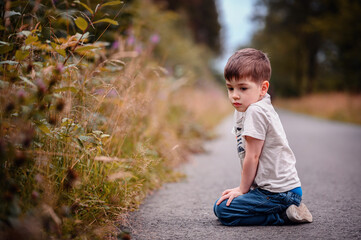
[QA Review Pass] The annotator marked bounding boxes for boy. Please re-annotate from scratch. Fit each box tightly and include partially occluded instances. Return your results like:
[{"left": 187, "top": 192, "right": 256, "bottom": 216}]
[{"left": 213, "top": 48, "right": 313, "bottom": 226}]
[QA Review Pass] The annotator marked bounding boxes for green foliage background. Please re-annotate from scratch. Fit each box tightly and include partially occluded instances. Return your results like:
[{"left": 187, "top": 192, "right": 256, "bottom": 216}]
[{"left": 251, "top": 0, "right": 361, "bottom": 97}]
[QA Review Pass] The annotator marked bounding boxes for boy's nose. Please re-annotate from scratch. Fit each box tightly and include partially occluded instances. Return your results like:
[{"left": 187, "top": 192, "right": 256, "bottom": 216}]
[{"left": 232, "top": 92, "right": 240, "bottom": 100}]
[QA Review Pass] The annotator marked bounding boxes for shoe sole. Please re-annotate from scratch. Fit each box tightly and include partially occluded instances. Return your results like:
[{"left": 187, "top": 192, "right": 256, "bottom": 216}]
[{"left": 286, "top": 203, "right": 313, "bottom": 223}]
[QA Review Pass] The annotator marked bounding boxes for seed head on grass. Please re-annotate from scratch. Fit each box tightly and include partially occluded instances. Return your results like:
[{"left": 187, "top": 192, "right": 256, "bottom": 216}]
[
  {"left": 36, "top": 78, "right": 47, "bottom": 99},
  {"left": 17, "top": 89, "right": 26, "bottom": 104}
]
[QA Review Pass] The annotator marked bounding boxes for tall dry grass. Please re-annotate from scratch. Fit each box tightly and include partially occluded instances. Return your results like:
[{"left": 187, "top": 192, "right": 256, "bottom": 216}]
[
  {"left": 0, "top": 1, "right": 233, "bottom": 238},
  {"left": 273, "top": 92, "right": 361, "bottom": 124},
  {"left": 0, "top": 38, "right": 230, "bottom": 239}
]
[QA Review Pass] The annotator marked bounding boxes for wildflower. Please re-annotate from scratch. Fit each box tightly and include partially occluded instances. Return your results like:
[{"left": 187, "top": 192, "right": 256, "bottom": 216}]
[
  {"left": 55, "top": 63, "right": 64, "bottom": 74},
  {"left": 127, "top": 35, "right": 135, "bottom": 46},
  {"left": 94, "top": 88, "right": 105, "bottom": 95},
  {"left": 31, "top": 190, "right": 39, "bottom": 200},
  {"left": 135, "top": 44, "right": 143, "bottom": 54},
  {"left": 112, "top": 40, "right": 120, "bottom": 50},
  {"left": 107, "top": 89, "right": 117, "bottom": 98},
  {"left": 17, "top": 89, "right": 26, "bottom": 104},
  {"left": 36, "top": 78, "right": 47, "bottom": 98},
  {"left": 35, "top": 174, "right": 43, "bottom": 183},
  {"left": 21, "top": 126, "right": 34, "bottom": 148},
  {"left": 150, "top": 34, "right": 160, "bottom": 44}
]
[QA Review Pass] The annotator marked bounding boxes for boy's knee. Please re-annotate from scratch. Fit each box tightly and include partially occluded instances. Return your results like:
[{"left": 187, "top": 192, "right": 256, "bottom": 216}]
[{"left": 213, "top": 200, "right": 228, "bottom": 219}]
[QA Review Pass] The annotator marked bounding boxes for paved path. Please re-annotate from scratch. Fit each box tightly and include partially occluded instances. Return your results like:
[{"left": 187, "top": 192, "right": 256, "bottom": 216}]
[{"left": 128, "top": 110, "right": 361, "bottom": 239}]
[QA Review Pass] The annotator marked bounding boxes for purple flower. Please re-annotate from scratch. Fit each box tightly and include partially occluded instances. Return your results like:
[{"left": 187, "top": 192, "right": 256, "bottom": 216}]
[
  {"left": 56, "top": 63, "right": 64, "bottom": 73},
  {"left": 107, "top": 89, "right": 117, "bottom": 98},
  {"left": 111, "top": 40, "right": 119, "bottom": 50},
  {"left": 135, "top": 44, "right": 143, "bottom": 54},
  {"left": 17, "top": 89, "right": 26, "bottom": 99},
  {"left": 127, "top": 35, "right": 135, "bottom": 46},
  {"left": 149, "top": 34, "right": 160, "bottom": 44},
  {"left": 94, "top": 89, "right": 105, "bottom": 95},
  {"left": 36, "top": 78, "right": 47, "bottom": 94}
]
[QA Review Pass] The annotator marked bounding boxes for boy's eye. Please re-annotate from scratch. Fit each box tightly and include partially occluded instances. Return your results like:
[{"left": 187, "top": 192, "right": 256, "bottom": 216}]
[
  {"left": 241, "top": 88, "right": 247, "bottom": 91},
  {"left": 227, "top": 87, "right": 234, "bottom": 91}
]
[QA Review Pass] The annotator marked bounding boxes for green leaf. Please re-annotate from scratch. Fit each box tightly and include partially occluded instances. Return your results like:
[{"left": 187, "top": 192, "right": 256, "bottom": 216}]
[
  {"left": 50, "top": 42, "right": 66, "bottom": 57},
  {"left": 15, "top": 50, "right": 29, "bottom": 61},
  {"left": 75, "top": 1, "right": 94, "bottom": 15},
  {"left": 75, "top": 17, "right": 88, "bottom": 32},
  {"left": 0, "top": 44, "right": 13, "bottom": 54},
  {"left": 56, "top": 48, "right": 66, "bottom": 57},
  {"left": 93, "top": 18, "right": 118, "bottom": 26},
  {"left": 37, "top": 123, "right": 51, "bottom": 134},
  {"left": 25, "top": 35, "right": 38, "bottom": 45},
  {"left": 75, "top": 45, "right": 100, "bottom": 53},
  {"left": 101, "top": 1, "right": 123, "bottom": 7}
]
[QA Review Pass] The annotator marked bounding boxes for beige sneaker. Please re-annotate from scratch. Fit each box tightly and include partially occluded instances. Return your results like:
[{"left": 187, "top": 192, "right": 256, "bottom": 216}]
[{"left": 286, "top": 203, "right": 313, "bottom": 223}]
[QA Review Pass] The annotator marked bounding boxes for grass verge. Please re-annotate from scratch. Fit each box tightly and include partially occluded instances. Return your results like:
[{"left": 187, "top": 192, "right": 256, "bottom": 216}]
[{"left": 273, "top": 92, "right": 361, "bottom": 125}]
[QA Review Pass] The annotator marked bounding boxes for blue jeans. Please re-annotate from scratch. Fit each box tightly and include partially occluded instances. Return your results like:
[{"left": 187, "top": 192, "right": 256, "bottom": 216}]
[{"left": 213, "top": 188, "right": 302, "bottom": 226}]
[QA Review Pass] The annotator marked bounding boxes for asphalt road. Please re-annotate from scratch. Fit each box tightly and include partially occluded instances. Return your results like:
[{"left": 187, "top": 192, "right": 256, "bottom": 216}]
[{"left": 128, "top": 110, "right": 361, "bottom": 240}]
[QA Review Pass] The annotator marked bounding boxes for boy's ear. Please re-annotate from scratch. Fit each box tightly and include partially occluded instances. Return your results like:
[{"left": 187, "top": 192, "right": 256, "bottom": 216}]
[{"left": 261, "top": 81, "right": 269, "bottom": 96}]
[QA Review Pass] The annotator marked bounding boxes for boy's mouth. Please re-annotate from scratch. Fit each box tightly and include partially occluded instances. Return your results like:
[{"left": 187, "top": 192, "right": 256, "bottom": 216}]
[{"left": 233, "top": 102, "right": 242, "bottom": 107}]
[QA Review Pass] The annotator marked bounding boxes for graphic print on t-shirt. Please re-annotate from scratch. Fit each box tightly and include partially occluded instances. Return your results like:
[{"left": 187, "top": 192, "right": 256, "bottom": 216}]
[{"left": 235, "top": 127, "right": 245, "bottom": 159}]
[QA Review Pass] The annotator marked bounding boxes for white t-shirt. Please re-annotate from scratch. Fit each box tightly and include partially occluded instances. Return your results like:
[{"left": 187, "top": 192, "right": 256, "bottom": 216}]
[{"left": 232, "top": 93, "right": 301, "bottom": 193}]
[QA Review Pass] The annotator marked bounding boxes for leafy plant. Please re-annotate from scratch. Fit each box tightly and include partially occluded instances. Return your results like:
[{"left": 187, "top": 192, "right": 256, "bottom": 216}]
[{"left": 0, "top": 0, "right": 229, "bottom": 239}]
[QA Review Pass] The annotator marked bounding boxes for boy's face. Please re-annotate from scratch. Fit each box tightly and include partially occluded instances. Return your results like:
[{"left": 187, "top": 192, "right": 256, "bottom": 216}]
[{"left": 226, "top": 78, "right": 269, "bottom": 112}]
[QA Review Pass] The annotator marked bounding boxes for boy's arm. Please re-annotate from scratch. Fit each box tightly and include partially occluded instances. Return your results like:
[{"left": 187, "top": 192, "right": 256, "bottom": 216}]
[
  {"left": 216, "top": 136, "right": 264, "bottom": 206},
  {"left": 239, "top": 136, "right": 263, "bottom": 193}
]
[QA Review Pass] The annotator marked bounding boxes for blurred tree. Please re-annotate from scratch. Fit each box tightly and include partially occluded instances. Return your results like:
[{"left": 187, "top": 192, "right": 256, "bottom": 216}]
[
  {"left": 251, "top": 0, "right": 361, "bottom": 96},
  {"left": 153, "top": 0, "right": 222, "bottom": 55}
]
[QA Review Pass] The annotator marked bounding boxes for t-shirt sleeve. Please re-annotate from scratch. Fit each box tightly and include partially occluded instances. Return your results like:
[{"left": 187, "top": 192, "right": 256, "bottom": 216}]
[{"left": 242, "top": 106, "right": 269, "bottom": 140}]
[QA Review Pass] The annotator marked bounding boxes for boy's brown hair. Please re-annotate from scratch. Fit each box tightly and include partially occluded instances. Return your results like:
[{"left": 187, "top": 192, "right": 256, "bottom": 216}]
[{"left": 224, "top": 48, "right": 271, "bottom": 84}]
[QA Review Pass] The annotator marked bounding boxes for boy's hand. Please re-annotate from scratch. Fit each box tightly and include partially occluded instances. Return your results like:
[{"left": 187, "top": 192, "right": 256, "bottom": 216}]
[{"left": 216, "top": 187, "right": 243, "bottom": 206}]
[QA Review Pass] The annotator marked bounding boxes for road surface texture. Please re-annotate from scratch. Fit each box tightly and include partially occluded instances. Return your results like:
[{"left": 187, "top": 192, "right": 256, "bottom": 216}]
[{"left": 128, "top": 110, "right": 361, "bottom": 239}]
